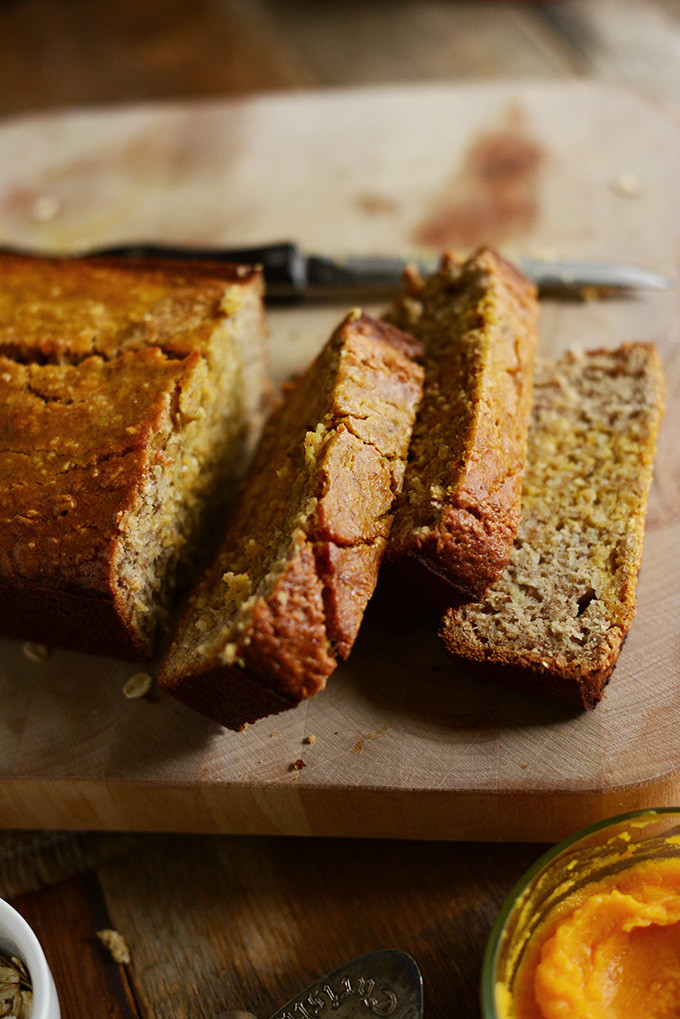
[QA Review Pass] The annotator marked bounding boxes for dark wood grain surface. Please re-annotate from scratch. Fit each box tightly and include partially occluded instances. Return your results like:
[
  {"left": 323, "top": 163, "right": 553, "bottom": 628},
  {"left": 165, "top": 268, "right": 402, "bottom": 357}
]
[
  {"left": 2, "top": 1, "right": 680, "bottom": 1016},
  {"left": 12, "top": 838, "right": 546, "bottom": 1018}
]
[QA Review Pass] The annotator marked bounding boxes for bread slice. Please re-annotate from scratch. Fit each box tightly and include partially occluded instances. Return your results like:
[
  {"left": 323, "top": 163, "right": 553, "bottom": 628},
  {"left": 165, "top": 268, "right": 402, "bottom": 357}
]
[
  {"left": 157, "top": 311, "right": 424, "bottom": 730},
  {"left": 0, "top": 253, "right": 268, "bottom": 660},
  {"left": 386, "top": 247, "right": 539, "bottom": 601},
  {"left": 439, "top": 344, "right": 665, "bottom": 709}
]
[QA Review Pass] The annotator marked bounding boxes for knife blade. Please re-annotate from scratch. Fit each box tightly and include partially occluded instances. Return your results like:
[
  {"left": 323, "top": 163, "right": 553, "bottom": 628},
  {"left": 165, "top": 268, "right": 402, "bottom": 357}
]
[{"left": 2, "top": 240, "right": 672, "bottom": 300}]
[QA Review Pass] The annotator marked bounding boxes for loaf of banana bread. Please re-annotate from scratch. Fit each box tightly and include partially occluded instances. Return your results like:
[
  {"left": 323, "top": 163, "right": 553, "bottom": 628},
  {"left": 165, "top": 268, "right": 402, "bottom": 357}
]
[
  {"left": 0, "top": 253, "right": 268, "bottom": 659},
  {"left": 386, "top": 247, "right": 539, "bottom": 601},
  {"left": 439, "top": 344, "right": 665, "bottom": 709},
  {"left": 157, "top": 311, "right": 424, "bottom": 730}
]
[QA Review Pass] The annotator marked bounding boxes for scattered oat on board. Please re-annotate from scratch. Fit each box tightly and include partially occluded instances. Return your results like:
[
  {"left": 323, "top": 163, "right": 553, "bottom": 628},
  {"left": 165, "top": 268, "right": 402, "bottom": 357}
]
[
  {"left": 610, "top": 171, "right": 642, "bottom": 197},
  {"left": 96, "top": 929, "right": 131, "bottom": 965},
  {"left": 123, "top": 672, "right": 153, "bottom": 700},
  {"left": 30, "top": 194, "right": 61, "bottom": 222},
  {"left": 0, "top": 955, "right": 32, "bottom": 1019},
  {"left": 22, "top": 642, "right": 51, "bottom": 663},
  {"left": 303, "top": 734, "right": 316, "bottom": 745}
]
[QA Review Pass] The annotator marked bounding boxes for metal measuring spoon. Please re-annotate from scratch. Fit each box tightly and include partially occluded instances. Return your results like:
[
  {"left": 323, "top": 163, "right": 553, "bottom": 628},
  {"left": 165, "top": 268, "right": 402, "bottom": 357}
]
[{"left": 216, "top": 948, "right": 423, "bottom": 1018}]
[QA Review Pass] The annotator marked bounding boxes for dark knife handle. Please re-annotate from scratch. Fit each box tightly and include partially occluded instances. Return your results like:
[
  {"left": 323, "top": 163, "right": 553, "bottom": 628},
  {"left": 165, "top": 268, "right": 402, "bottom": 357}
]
[{"left": 83, "top": 240, "right": 308, "bottom": 299}]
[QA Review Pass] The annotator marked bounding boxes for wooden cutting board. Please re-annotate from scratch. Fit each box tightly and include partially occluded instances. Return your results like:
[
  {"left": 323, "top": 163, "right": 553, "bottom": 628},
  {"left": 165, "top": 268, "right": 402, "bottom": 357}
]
[{"left": 0, "top": 81, "right": 678, "bottom": 842}]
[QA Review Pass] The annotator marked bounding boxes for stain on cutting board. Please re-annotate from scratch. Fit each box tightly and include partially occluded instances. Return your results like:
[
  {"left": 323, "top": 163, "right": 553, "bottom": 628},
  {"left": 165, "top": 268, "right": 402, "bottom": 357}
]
[{"left": 412, "top": 105, "right": 545, "bottom": 250}]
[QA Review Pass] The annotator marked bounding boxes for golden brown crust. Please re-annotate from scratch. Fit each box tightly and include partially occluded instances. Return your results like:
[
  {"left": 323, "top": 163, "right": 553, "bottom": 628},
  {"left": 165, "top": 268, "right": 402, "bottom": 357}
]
[
  {"left": 315, "top": 541, "right": 387, "bottom": 660},
  {"left": 0, "top": 584, "right": 152, "bottom": 661},
  {"left": 157, "top": 660, "right": 296, "bottom": 734},
  {"left": 0, "top": 251, "right": 261, "bottom": 363},
  {"left": 0, "top": 253, "right": 267, "bottom": 659},
  {"left": 0, "top": 350, "right": 186, "bottom": 579},
  {"left": 440, "top": 632, "right": 626, "bottom": 712},
  {"left": 440, "top": 343, "right": 666, "bottom": 710},
  {"left": 239, "top": 535, "right": 337, "bottom": 702},
  {"left": 387, "top": 246, "right": 539, "bottom": 601},
  {"left": 158, "top": 311, "right": 424, "bottom": 729}
]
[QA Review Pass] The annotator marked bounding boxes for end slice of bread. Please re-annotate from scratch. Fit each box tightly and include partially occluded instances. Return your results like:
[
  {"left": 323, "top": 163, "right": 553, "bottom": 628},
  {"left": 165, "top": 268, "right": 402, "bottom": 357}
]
[
  {"left": 386, "top": 246, "right": 539, "bottom": 601},
  {"left": 439, "top": 343, "right": 665, "bottom": 709},
  {"left": 157, "top": 311, "right": 424, "bottom": 730},
  {"left": 0, "top": 254, "right": 269, "bottom": 660}
]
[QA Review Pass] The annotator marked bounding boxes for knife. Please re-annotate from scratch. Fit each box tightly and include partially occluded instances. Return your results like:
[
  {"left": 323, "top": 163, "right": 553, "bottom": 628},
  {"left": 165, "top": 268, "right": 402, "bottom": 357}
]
[{"left": 3, "top": 240, "right": 672, "bottom": 300}]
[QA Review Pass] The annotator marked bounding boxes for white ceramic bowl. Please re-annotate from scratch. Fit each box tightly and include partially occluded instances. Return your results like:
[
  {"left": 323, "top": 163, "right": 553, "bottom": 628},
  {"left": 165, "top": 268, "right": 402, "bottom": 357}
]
[{"left": 0, "top": 898, "right": 60, "bottom": 1019}]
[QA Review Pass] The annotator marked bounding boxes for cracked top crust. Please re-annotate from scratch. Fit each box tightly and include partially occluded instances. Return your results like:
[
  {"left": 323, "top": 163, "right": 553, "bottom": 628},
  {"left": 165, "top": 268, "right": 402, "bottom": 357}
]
[
  {"left": 0, "top": 252, "right": 268, "bottom": 660},
  {"left": 158, "top": 311, "right": 424, "bottom": 730},
  {"left": 0, "top": 251, "right": 260, "bottom": 363},
  {"left": 0, "top": 348, "right": 190, "bottom": 588}
]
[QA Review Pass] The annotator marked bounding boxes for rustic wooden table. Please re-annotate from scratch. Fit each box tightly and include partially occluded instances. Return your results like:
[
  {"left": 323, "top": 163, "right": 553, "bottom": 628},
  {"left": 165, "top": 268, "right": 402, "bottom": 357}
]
[{"left": 1, "top": 2, "right": 679, "bottom": 1016}]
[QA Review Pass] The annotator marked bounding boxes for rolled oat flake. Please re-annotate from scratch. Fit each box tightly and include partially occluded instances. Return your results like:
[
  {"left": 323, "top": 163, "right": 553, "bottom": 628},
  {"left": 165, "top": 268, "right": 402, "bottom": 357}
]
[{"left": 0, "top": 954, "right": 32, "bottom": 1018}]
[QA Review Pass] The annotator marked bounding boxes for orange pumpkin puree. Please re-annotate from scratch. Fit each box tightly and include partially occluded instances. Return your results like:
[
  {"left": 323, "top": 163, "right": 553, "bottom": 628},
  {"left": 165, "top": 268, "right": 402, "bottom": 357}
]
[{"left": 498, "top": 856, "right": 680, "bottom": 1018}]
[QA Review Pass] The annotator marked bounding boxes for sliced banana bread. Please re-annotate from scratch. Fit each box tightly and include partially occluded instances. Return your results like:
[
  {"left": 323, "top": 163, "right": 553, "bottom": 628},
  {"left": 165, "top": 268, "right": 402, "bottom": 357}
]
[
  {"left": 386, "top": 247, "right": 539, "bottom": 601},
  {"left": 439, "top": 344, "right": 665, "bottom": 709},
  {"left": 0, "top": 253, "right": 268, "bottom": 659},
  {"left": 157, "top": 311, "right": 424, "bottom": 730}
]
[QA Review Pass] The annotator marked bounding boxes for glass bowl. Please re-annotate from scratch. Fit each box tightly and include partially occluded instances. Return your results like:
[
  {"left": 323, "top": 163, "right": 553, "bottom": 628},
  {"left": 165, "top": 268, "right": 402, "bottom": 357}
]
[{"left": 480, "top": 807, "right": 680, "bottom": 1018}]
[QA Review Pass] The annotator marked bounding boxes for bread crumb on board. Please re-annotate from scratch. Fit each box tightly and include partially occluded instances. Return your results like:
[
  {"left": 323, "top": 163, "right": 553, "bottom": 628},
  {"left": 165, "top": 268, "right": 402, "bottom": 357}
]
[{"left": 96, "top": 929, "right": 131, "bottom": 965}]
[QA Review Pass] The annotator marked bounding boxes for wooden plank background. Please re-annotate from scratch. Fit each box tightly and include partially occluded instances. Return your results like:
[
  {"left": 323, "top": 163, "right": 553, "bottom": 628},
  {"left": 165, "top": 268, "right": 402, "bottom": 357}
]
[{"left": 0, "top": 1, "right": 679, "bottom": 116}]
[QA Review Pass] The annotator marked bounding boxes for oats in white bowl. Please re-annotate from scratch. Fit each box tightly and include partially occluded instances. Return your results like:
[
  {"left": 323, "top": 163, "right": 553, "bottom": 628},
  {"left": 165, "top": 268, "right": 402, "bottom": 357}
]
[{"left": 0, "top": 954, "right": 32, "bottom": 1018}]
